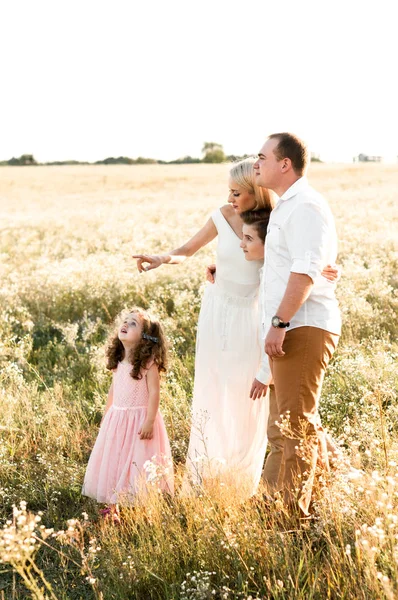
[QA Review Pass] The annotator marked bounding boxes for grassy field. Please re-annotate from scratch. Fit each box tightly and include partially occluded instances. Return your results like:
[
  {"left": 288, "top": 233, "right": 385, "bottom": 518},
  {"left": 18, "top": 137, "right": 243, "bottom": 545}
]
[{"left": 0, "top": 163, "right": 398, "bottom": 599}]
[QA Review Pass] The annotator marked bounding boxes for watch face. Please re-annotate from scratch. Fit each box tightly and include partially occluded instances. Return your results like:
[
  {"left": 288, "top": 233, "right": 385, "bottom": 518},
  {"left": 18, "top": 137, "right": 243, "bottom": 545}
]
[{"left": 272, "top": 316, "right": 280, "bottom": 327}]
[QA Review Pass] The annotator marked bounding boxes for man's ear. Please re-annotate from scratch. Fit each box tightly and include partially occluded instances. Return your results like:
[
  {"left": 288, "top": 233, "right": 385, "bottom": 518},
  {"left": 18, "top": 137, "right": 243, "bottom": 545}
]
[{"left": 280, "top": 157, "right": 292, "bottom": 172}]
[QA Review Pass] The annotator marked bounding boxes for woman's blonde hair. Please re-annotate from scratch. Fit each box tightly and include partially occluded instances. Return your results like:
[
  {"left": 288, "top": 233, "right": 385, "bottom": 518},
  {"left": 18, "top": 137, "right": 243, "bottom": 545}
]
[{"left": 229, "top": 157, "right": 275, "bottom": 211}]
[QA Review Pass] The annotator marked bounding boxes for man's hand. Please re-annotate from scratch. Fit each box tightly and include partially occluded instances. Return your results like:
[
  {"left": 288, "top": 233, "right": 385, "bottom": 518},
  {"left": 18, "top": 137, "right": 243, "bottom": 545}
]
[
  {"left": 206, "top": 264, "right": 216, "bottom": 283},
  {"left": 132, "top": 254, "right": 163, "bottom": 273},
  {"left": 265, "top": 327, "right": 286, "bottom": 358},
  {"left": 250, "top": 379, "right": 268, "bottom": 400}
]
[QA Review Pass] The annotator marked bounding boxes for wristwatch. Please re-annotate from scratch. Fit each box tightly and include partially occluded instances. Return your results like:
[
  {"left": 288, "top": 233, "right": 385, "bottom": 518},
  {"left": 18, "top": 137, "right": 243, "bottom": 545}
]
[{"left": 271, "top": 315, "right": 290, "bottom": 329}]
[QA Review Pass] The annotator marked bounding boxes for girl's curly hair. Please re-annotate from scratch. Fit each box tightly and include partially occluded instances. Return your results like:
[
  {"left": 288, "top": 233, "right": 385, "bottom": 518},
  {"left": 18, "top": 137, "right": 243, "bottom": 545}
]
[{"left": 106, "top": 307, "right": 168, "bottom": 379}]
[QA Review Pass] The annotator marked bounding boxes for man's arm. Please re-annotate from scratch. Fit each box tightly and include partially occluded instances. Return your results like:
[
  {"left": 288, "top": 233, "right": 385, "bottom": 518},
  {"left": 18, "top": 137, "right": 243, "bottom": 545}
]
[
  {"left": 276, "top": 272, "right": 313, "bottom": 322},
  {"left": 264, "top": 199, "right": 334, "bottom": 359},
  {"left": 264, "top": 273, "right": 313, "bottom": 358}
]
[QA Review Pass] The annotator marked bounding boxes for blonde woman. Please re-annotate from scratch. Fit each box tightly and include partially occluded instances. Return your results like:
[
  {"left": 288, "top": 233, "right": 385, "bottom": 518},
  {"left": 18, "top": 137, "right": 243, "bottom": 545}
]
[{"left": 134, "top": 158, "right": 273, "bottom": 494}]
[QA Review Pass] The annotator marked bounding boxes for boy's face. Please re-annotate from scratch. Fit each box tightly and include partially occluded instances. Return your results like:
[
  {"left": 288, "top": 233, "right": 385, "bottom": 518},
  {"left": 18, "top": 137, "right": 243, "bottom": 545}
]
[{"left": 240, "top": 224, "right": 264, "bottom": 261}]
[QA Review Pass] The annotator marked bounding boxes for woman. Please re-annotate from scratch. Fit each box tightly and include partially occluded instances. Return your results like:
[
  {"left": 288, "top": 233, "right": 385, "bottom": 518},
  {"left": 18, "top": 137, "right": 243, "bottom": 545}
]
[{"left": 134, "top": 159, "right": 272, "bottom": 494}]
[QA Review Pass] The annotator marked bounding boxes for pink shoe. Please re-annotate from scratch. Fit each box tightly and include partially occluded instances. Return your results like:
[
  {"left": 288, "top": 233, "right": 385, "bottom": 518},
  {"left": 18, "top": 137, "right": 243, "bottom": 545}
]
[{"left": 99, "top": 507, "right": 120, "bottom": 525}]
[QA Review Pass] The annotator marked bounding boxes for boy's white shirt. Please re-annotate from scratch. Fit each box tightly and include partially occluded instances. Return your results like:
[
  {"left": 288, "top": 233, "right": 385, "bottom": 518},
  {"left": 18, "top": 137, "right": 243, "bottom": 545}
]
[{"left": 255, "top": 266, "right": 272, "bottom": 385}]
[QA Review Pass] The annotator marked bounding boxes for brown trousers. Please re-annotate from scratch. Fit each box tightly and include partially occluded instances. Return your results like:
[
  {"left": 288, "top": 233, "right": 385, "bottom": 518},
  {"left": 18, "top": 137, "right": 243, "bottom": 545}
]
[{"left": 262, "top": 326, "right": 339, "bottom": 515}]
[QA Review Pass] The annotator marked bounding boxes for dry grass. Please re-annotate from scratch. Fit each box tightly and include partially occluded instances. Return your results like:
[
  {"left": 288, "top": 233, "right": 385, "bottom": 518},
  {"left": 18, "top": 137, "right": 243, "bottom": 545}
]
[{"left": 0, "top": 163, "right": 397, "bottom": 599}]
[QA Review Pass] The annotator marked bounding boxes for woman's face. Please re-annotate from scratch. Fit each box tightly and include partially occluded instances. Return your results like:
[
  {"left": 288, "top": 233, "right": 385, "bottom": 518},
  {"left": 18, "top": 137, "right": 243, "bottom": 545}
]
[
  {"left": 240, "top": 224, "right": 264, "bottom": 261},
  {"left": 227, "top": 178, "right": 256, "bottom": 214}
]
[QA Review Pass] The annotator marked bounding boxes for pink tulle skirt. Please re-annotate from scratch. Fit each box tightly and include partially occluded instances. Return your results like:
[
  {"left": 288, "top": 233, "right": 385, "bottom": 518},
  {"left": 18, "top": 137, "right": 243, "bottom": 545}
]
[{"left": 82, "top": 406, "right": 174, "bottom": 503}]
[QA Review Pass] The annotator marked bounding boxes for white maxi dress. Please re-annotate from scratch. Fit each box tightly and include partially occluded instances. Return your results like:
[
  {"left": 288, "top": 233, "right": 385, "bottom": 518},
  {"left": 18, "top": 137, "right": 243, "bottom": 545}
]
[{"left": 185, "top": 208, "right": 270, "bottom": 495}]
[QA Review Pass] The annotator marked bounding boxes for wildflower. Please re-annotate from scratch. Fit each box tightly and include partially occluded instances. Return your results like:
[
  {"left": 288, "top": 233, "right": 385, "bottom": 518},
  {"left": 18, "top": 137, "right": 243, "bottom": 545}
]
[{"left": 143, "top": 454, "right": 173, "bottom": 485}]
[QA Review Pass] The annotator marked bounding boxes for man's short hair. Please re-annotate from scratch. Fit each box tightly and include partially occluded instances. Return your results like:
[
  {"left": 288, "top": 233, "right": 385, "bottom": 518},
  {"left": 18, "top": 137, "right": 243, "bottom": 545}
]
[{"left": 269, "top": 132, "right": 309, "bottom": 176}]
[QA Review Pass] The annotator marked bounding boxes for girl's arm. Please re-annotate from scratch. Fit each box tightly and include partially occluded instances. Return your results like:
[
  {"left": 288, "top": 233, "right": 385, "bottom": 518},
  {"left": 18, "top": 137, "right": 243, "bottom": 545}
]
[
  {"left": 100, "top": 381, "right": 114, "bottom": 424},
  {"left": 138, "top": 364, "right": 160, "bottom": 440},
  {"left": 133, "top": 217, "right": 217, "bottom": 273}
]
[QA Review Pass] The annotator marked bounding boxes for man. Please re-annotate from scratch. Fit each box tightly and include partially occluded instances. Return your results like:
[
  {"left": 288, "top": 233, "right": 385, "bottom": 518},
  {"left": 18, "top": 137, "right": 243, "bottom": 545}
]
[{"left": 253, "top": 133, "right": 341, "bottom": 516}]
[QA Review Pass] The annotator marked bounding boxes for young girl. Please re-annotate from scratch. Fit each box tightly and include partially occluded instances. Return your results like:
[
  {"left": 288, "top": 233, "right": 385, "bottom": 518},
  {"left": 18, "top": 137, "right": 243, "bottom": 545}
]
[{"left": 82, "top": 308, "right": 174, "bottom": 517}]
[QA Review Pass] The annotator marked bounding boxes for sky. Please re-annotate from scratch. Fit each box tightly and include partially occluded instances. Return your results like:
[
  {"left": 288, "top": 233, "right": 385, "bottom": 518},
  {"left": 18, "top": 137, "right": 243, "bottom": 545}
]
[{"left": 1, "top": 0, "right": 397, "bottom": 163}]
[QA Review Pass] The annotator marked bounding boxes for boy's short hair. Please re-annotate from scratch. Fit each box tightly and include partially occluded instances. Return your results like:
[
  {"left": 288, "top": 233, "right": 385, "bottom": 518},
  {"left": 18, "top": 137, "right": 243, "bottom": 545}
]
[{"left": 241, "top": 209, "right": 270, "bottom": 243}]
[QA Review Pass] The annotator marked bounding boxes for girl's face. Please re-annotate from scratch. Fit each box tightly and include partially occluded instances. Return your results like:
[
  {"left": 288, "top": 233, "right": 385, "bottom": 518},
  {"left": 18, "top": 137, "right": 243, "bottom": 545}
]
[
  {"left": 227, "top": 178, "right": 256, "bottom": 214},
  {"left": 118, "top": 312, "right": 144, "bottom": 347},
  {"left": 240, "top": 224, "right": 265, "bottom": 261}
]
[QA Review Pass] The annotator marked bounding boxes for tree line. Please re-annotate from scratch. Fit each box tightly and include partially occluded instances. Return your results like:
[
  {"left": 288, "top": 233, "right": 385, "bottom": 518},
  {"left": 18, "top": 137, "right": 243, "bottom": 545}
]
[{"left": 0, "top": 143, "right": 253, "bottom": 167}]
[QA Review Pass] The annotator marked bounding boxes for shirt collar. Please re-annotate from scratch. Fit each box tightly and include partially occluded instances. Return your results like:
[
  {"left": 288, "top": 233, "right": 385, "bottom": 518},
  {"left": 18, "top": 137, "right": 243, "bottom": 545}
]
[{"left": 278, "top": 176, "right": 309, "bottom": 203}]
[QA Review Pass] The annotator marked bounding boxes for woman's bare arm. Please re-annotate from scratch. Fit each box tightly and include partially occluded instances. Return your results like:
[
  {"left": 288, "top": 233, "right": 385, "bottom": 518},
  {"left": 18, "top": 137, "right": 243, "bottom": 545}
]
[{"left": 133, "top": 217, "right": 217, "bottom": 273}]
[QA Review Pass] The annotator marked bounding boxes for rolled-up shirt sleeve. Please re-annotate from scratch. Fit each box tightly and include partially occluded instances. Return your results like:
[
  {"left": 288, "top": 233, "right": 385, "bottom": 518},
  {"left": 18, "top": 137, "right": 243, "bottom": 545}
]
[{"left": 284, "top": 202, "right": 331, "bottom": 283}]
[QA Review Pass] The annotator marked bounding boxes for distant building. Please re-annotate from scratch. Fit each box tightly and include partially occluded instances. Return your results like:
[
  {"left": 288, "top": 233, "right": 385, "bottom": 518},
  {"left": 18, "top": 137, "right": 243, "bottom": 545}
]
[{"left": 354, "top": 153, "right": 382, "bottom": 163}]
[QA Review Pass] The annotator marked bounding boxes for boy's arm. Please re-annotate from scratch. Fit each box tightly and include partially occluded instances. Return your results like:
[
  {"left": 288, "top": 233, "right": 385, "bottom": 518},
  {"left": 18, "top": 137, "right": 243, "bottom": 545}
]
[
  {"left": 255, "top": 347, "right": 273, "bottom": 386},
  {"left": 250, "top": 337, "right": 273, "bottom": 399}
]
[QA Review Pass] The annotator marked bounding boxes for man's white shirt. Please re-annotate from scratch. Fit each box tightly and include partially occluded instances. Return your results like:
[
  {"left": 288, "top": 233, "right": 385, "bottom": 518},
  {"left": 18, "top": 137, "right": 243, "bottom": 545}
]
[{"left": 262, "top": 176, "right": 341, "bottom": 336}]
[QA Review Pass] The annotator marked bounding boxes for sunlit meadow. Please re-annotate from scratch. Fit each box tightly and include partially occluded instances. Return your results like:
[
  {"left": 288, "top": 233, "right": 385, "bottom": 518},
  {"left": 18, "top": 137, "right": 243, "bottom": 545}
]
[{"left": 0, "top": 163, "right": 397, "bottom": 599}]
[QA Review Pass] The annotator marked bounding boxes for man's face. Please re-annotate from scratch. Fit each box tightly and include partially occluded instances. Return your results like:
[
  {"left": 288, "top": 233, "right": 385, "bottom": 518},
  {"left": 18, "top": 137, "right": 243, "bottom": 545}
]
[{"left": 253, "top": 138, "right": 282, "bottom": 190}]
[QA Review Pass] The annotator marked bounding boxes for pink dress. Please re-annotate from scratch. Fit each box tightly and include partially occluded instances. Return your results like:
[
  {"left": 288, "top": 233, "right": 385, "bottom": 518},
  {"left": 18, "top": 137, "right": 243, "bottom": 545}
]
[{"left": 82, "top": 361, "right": 174, "bottom": 503}]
